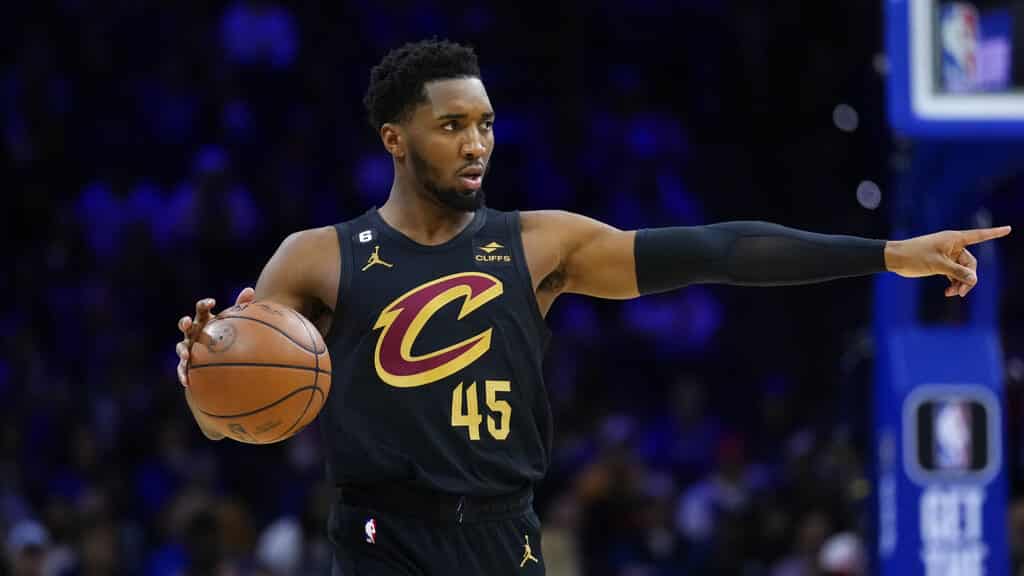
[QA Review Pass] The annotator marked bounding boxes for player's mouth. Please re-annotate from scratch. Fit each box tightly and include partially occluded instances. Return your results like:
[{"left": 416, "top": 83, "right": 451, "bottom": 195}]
[{"left": 457, "top": 165, "right": 484, "bottom": 190}]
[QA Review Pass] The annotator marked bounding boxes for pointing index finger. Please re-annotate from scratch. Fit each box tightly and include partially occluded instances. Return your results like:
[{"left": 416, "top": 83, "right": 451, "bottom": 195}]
[{"left": 961, "top": 226, "right": 1012, "bottom": 246}]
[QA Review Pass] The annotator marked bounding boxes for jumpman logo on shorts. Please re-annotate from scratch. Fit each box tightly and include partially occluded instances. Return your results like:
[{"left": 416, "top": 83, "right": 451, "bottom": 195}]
[
  {"left": 520, "top": 534, "right": 539, "bottom": 567},
  {"left": 361, "top": 245, "right": 393, "bottom": 271}
]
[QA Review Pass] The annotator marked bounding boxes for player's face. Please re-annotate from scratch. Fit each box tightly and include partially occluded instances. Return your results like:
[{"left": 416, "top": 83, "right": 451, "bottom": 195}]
[{"left": 406, "top": 77, "right": 494, "bottom": 212}]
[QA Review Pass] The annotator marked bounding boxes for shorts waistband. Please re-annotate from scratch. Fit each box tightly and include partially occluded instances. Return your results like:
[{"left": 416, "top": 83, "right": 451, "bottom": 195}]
[{"left": 337, "top": 483, "right": 533, "bottom": 524}]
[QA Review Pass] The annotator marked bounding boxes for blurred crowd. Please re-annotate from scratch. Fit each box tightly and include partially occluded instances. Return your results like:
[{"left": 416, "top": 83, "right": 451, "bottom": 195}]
[{"left": 5, "top": 1, "right": 1023, "bottom": 575}]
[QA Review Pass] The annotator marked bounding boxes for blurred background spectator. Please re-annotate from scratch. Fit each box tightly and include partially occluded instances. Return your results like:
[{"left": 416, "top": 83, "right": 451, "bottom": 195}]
[{"left": 5, "top": 1, "right": 1023, "bottom": 575}]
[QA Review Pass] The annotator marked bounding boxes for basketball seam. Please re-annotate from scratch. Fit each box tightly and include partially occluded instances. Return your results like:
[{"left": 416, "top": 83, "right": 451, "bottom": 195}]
[
  {"left": 267, "top": 307, "right": 323, "bottom": 441},
  {"left": 197, "top": 385, "right": 322, "bottom": 419},
  {"left": 269, "top": 386, "right": 325, "bottom": 442},
  {"left": 219, "top": 315, "right": 324, "bottom": 355},
  {"left": 188, "top": 362, "right": 332, "bottom": 375}
]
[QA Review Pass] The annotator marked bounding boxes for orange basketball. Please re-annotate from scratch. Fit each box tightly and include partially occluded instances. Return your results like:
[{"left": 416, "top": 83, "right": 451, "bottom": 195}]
[{"left": 186, "top": 300, "right": 331, "bottom": 444}]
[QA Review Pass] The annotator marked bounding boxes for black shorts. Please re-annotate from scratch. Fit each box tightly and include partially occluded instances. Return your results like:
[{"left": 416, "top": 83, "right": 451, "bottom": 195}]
[{"left": 328, "top": 484, "right": 545, "bottom": 576}]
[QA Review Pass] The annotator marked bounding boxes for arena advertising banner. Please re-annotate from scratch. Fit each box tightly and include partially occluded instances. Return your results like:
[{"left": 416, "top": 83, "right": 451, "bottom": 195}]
[{"left": 875, "top": 329, "right": 1007, "bottom": 575}]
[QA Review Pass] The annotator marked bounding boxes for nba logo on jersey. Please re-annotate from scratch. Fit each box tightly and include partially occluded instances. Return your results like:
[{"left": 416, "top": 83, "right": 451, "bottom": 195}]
[
  {"left": 364, "top": 518, "right": 376, "bottom": 544},
  {"left": 940, "top": 2, "right": 980, "bottom": 92},
  {"left": 934, "top": 399, "right": 972, "bottom": 471}
]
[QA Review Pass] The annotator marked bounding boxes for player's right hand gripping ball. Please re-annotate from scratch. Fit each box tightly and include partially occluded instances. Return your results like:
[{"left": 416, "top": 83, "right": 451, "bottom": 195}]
[{"left": 186, "top": 300, "right": 332, "bottom": 444}]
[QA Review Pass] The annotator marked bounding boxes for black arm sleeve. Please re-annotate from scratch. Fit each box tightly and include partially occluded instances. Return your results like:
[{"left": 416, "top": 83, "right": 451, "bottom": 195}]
[{"left": 634, "top": 221, "right": 887, "bottom": 295}]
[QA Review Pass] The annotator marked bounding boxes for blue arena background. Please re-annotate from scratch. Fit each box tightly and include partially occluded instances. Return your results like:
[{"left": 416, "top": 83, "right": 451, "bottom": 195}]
[{"left": 4, "top": 2, "right": 1023, "bottom": 575}]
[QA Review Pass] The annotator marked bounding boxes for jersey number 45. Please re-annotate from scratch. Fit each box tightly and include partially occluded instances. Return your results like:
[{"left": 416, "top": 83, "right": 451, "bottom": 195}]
[{"left": 451, "top": 380, "right": 511, "bottom": 441}]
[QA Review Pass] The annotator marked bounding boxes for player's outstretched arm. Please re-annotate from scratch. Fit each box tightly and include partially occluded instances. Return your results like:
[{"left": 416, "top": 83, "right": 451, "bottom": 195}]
[
  {"left": 525, "top": 211, "right": 1011, "bottom": 300},
  {"left": 174, "top": 226, "right": 339, "bottom": 440}
]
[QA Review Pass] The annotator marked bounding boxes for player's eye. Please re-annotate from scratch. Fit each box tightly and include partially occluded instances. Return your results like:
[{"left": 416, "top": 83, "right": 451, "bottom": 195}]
[
  {"left": 481, "top": 120, "right": 494, "bottom": 131},
  {"left": 442, "top": 121, "right": 459, "bottom": 131}
]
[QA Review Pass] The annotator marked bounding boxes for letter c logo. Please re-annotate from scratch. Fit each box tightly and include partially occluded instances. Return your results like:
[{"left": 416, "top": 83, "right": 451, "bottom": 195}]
[{"left": 373, "top": 273, "right": 503, "bottom": 387}]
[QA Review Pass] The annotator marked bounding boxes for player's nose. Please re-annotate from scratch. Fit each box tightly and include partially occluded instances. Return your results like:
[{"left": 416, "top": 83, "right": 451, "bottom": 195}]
[
  {"left": 461, "top": 131, "right": 487, "bottom": 158},
  {"left": 462, "top": 142, "right": 485, "bottom": 159}
]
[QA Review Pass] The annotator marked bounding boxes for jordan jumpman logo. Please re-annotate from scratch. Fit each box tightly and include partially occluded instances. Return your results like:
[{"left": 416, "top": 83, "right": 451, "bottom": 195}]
[
  {"left": 520, "top": 534, "right": 539, "bottom": 567},
  {"left": 361, "top": 245, "right": 393, "bottom": 271}
]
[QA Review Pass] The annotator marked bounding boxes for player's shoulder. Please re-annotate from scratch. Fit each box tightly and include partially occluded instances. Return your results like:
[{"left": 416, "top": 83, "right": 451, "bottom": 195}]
[
  {"left": 278, "top": 226, "right": 340, "bottom": 262},
  {"left": 519, "top": 210, "right": 602, "bottom": 235},
  {"left": 519, "top": 209, "right": 578, "bottom": 230},
  {"left": 283, "top": 225, "right": 337, "bottom": 247}
]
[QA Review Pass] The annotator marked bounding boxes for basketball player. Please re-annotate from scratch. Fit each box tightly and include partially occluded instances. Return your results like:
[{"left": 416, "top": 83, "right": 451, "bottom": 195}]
[{"left": 174, "top": 39, "right": 1011, "bottom": 575}]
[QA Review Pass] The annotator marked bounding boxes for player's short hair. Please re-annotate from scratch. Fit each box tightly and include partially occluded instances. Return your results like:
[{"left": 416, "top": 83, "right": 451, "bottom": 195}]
[{"left": 363, "top": 38, "right": 481, "bottom": 130}]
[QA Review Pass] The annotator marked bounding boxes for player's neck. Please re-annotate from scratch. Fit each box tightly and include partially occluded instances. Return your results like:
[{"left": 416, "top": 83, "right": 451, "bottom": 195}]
[{"left": 378, "top": 181, "right": 475, "bottom": 246}]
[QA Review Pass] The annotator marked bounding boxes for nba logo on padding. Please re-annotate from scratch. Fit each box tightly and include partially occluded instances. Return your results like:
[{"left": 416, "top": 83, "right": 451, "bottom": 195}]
[
  {"left": 903, "top": 385, "right": 1000, "bottom": 483},
  {"left": 934, "top": 399, "right": 972, "bottom": 470},
  {"left": 940, "top": 2, "right": 980, "bottom": 92},
  {"left": 364, "top": 518, "right": 376, "bottom": 544}
]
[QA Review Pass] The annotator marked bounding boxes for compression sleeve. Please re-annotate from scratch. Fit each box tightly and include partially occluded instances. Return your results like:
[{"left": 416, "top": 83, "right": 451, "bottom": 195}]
[{"left": 634, "top": 221, "right": 887, "bottom": 295}]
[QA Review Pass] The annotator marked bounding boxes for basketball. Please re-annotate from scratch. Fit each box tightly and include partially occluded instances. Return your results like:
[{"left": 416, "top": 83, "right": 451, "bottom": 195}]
[{"left": 186, "top": 300, "right": 331, "bottom": 444}]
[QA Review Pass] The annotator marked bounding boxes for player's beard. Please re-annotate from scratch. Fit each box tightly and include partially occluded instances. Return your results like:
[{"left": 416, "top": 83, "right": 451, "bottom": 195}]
[{"left": 409, "top": 146, "right": 485, "bottom": 212}]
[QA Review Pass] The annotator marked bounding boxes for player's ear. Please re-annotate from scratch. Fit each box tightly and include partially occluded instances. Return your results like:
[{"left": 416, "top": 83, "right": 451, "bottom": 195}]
[{"left": 381, "top": 123, "right": 405, "bottom": 159}]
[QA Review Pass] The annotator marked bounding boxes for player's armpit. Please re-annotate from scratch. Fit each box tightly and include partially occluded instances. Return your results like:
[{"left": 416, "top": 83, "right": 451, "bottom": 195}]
[
  {"left": 522, "top": 210, "right": 639, "bottom": 300},
  {"left": 254, "top": 226, "right": 340, "bottom": 322}
]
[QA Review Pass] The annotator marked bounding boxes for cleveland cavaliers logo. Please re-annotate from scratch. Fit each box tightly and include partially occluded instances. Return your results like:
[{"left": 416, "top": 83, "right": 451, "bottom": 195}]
[{"left": 373, "top": 272, "right": 503, "bottom": 388}]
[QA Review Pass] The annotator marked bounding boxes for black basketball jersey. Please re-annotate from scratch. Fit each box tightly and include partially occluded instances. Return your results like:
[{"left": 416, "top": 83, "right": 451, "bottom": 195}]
[{"left": 320, "top": 207, "right": 552, "bottom": 496}]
